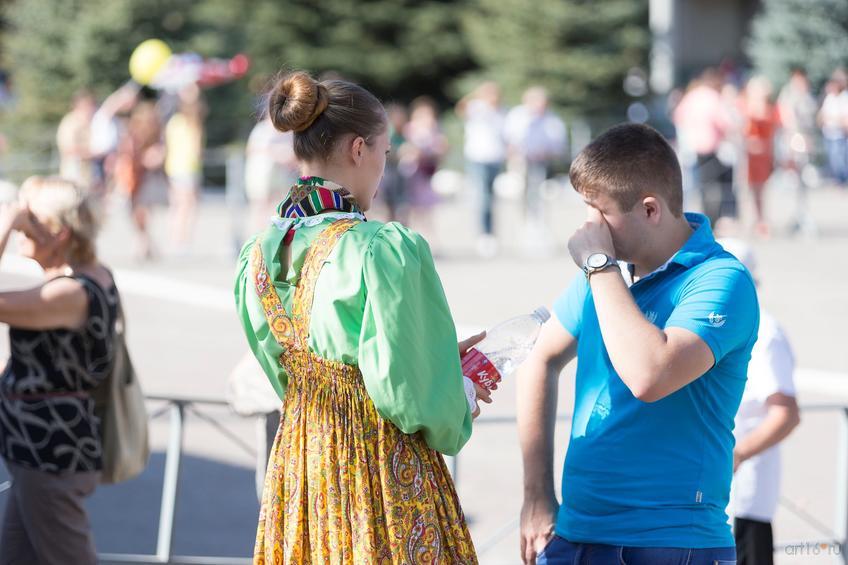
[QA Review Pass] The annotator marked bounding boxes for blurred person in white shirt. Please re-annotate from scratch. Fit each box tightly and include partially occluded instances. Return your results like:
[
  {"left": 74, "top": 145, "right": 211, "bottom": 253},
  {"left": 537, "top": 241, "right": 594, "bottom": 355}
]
[
  {"left": 819, "top": 70, "right": 848, "bottom": 188},
  {"left": 720, "top": 238, "right": 801, "bottom": 565},
  {"left": 456, "top": 82, "right": 507, "bottom": 257},
  {"left": 777, "top": 68, "right": 818, "bottom": 235},
  {"left": 244, "top": 114, "right": 297, "bottom": 232},
  {"left": 504, "top": 86, "right": 566, "bottom": 254},
  {"left": 57, "top": 90, "right": 97, "bottom": 188}
]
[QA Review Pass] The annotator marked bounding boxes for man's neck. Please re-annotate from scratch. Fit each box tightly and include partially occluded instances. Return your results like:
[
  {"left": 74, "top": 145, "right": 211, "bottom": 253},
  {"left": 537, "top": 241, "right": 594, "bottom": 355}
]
[{"left": 632, "top": 219, "right": 694, "bottom": 278}]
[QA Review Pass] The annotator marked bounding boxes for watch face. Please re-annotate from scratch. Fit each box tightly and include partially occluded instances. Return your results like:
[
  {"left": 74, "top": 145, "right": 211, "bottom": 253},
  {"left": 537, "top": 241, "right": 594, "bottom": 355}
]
[{"left": 587, "top": 253, "right": 608, "bottom": 268}]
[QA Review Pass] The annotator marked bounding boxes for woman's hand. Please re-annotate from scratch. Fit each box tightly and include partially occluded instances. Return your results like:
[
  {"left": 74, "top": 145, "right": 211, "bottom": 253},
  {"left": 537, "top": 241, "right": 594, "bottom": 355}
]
[
  {"left": 0, "top": 202, "right": 48, "bottom": 244},
  {"left": 0, "top": 202, "right": 28, "bottom": 232},
  {"left": 459, "top": 331, "right": 494, "bottom": 417},
  {"left": 459, "top": 331, "right": 497, "bottom": 394},
  {"left": 459, "top": 331, "right": 485, "bottom": 356}
]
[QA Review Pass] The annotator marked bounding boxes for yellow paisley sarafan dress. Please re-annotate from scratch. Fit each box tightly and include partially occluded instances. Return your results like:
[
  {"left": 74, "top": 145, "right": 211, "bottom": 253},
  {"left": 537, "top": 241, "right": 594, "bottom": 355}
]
[{"left": 244, "top": 218, "right": 478, "bottom": 564}]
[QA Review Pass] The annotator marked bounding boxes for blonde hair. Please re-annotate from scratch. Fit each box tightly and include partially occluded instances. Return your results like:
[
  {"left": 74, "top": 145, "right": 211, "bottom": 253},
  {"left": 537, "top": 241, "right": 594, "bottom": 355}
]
[{"left": 18, "top": 176, "right": 100, "bottom": 264}]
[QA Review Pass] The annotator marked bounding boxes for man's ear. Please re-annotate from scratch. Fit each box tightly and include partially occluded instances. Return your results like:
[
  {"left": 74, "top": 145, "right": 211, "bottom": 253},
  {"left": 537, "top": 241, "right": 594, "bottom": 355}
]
[{"left": 643, "top": 195, "right": 662, "bottom": 224}]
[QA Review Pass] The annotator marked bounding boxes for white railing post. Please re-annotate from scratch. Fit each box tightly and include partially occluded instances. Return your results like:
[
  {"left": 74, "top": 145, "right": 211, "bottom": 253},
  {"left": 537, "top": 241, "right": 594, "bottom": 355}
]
[
  {"left": 837, "top": 408, "right": 848, "bottom": 563},
  {"left": 156, "top": 402, "right": 185, "bottom": 562}
]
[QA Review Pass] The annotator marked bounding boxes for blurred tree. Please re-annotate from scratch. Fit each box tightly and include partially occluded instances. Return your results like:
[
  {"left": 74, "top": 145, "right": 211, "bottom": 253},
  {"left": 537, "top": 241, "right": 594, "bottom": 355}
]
[
  {"left": 462, "top": 0, "right": 649, "bottom": 116},
  {"left": 747, "top": 0, "right": 848, "bottom": 89},
  {"left": 1, "top": 0, "right": 251, "bottom": 153},
  {"left": 1, "top": 0, "right": 81, "bottom": 152},
  {"left": 245, "top": 0, "right": 476, "bottom": 105}
]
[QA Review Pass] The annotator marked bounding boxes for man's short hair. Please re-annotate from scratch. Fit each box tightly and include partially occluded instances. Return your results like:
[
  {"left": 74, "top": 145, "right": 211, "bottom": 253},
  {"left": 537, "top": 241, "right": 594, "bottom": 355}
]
[{"left": 569, "top": 123, "right": 683, "bottom": 217}]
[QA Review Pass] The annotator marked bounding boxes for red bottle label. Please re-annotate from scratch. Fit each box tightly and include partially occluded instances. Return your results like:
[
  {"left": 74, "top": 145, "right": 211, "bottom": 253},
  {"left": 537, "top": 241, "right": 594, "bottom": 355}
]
[{"left": 461, "top": 347, "right": 502, "bottom": 390}]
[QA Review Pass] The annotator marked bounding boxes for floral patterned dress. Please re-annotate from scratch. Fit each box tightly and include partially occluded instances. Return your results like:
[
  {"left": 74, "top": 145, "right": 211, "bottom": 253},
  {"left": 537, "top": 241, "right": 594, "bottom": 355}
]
[{"left": 235, "top": 177, "right": 477, "bottom": 564}]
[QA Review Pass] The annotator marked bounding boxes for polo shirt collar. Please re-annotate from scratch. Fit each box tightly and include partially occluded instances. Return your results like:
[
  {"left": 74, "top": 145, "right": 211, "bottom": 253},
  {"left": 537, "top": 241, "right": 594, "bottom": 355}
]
[
  {"left": 627, "top": 213, "right": 720, "bottom": 283},
  {"left": 671, "top": 213, "right": 721, "bottom": 268}
]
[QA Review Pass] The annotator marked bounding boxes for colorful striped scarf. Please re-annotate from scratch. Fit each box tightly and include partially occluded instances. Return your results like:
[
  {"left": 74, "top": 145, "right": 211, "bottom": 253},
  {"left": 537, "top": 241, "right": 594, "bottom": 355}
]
[{"left": 277, "top": 176, "right": 364, "bottom": 219}]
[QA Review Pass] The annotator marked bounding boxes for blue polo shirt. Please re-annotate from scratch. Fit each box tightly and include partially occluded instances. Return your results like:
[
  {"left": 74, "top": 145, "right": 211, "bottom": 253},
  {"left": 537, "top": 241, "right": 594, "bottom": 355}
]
[{"left": 552, "top": 213, "right": 759, "bottom": 548}]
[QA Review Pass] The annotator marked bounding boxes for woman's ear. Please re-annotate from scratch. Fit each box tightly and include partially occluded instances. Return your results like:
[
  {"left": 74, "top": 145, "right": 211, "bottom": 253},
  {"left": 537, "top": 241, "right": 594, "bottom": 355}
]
[
  {"left": 350, "top": 136, "right": 366, "bottom": 166},
  {"left": 55, "top": 226, "right": 72, "bottom": 245}
]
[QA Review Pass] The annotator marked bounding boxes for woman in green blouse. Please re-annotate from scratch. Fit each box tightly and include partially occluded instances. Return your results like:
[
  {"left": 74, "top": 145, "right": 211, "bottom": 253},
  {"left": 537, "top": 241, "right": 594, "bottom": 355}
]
[{"left": 234, "top": 71, "right": 488, "bottom": 564}]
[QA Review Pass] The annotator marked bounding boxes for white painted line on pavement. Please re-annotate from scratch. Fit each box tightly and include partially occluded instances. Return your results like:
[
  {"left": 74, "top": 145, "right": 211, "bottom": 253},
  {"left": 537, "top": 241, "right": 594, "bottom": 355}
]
[
  {"left": 0, "top": 255, "right": 235, "bottom": 313},
  {"left": 3, "top": 255, "right": 845, "bottom": 394}
]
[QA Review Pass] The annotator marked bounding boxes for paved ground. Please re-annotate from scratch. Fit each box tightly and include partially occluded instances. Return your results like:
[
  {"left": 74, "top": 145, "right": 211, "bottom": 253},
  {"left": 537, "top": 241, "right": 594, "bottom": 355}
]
[{"left": 0, "top": 172, "right": 846, "bottom": 564}]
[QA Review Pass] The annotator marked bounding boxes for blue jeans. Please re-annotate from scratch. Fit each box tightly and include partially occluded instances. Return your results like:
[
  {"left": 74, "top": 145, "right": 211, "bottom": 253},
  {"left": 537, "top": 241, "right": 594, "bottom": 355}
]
[
  {"left": 537, "top": 535, "right": 736, "bottom": 565},
  {"left": 466, "top": 160, "right": 502, "bottom": 235},
  {"left": 824, "top": 136, "right": 848, "bottom": 184}
]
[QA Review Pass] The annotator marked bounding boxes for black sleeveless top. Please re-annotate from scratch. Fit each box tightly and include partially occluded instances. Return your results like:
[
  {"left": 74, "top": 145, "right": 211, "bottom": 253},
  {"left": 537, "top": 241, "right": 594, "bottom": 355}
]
[{"left": 0, "top": 275, "right": 118, "bottom": 473}]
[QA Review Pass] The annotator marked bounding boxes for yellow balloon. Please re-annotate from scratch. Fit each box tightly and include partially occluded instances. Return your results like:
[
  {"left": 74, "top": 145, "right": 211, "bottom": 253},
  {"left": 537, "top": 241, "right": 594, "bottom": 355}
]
[{"left": 129, "top": 39, "right": 172, "bottom": 85}]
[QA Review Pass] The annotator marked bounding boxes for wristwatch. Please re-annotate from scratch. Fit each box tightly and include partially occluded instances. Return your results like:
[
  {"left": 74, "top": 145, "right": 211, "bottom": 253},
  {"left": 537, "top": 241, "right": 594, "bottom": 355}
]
[{"left": 582, "top": 253, "right": 619, "bottom": 279}]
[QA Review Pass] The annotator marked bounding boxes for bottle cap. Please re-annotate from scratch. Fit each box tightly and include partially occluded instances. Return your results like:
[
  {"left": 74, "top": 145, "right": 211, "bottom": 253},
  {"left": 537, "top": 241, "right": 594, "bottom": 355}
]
[{"left": 533, "top": 306, "right": 551, "bottom": 324}]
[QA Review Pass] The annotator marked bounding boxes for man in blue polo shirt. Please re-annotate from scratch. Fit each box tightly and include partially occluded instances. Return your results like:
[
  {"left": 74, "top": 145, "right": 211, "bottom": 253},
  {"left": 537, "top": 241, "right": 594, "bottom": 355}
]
[{"left": 517, "top": 123, "right": 758, "bottom": 564}]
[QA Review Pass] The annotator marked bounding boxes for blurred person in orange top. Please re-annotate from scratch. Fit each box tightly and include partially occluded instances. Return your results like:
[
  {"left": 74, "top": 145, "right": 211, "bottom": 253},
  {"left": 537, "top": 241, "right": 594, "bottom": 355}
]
[
  {"left": 114, "top": 101, "right": 166, "bottom": 261},
  {"left": 740, "top": 76, "right": 781, "bottom": 238}
]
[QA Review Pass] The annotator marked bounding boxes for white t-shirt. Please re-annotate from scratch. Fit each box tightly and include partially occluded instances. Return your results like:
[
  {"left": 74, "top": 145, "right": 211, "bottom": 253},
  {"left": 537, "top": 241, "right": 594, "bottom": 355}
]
[
  {"left": 463, "top": 99, "right": 506, "bottom": 164},
  {"left": 245, "top": 119, "right": 296, "bottom": 201},
  {"left": 89, "top": 108, "right": 119, "bottom": 157},
  {"left": 728, "top": 311, "right": 796, "bottom": 522},
  {"left": 820, "top": 91, "right": 848, "bottom": 139}
]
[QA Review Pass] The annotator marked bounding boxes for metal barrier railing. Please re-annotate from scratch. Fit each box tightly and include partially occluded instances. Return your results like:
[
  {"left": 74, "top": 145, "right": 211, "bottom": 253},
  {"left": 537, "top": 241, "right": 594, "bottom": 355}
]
[
  {"left": 98, "top": 396, "right": 254, "bottom": 565},
  {"left": 462, "top": 404, "right": 848, "bottom": 563},
  {"left": 767, "top": 405, "right": 847, "bottom": 563},
  {"left": 1, "top": 397, "right": 842, "bottom": 564}
]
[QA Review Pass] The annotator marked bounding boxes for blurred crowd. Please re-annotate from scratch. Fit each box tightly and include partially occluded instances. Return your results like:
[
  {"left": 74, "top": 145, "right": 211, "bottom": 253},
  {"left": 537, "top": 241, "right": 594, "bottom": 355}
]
[
  {"left": 1, "top": 62, "right": 845, "bottom": 267},
  {"left": 374, "top": 84, "right": 567, "bottom": 257},
  {"left": 670, "top": 66, "right": 848, "bottom": 240},
  {"left": 0, "top": 57, "right": 844, "bottom": 564},
  {"left": 52, "top": 83, "right": 206, "bottom": 261}
]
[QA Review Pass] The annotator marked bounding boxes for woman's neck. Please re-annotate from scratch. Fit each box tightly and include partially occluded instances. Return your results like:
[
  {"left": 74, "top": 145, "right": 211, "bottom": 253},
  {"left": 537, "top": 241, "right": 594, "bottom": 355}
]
[
  {"left": 300, "top": 163, "right": 350, "bottom": 188},
  {"left": 43, "top": 263, "right": 72, "bottom": 279},
  {"left": 42, "top": 259, "right": 94, "bottom": 279}
]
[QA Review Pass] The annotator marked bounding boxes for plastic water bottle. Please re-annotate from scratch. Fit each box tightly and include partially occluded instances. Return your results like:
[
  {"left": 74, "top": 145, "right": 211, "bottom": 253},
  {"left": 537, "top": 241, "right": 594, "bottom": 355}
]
[{"left": 462, "top": 306, "right": 551, "bottom": 391}]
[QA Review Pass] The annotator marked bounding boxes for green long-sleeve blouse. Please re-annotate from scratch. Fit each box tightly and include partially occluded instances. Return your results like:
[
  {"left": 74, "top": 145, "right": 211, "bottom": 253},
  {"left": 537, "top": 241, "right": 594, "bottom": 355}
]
[{"left": 234, "top": 216, "right": 472, "bottom": 455}]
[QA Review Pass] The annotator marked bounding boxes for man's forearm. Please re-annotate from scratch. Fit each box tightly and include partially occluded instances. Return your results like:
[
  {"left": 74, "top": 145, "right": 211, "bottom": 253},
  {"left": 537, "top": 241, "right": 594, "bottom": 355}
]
[
  {"left": 588, "top": 269, "right": 669, "bottom": 396},
  {"left": 517, "top": 357, "right": 559, "bottom": 497},
  {"left": 737, "top": 406, "right": 801, "bottom": 462}
]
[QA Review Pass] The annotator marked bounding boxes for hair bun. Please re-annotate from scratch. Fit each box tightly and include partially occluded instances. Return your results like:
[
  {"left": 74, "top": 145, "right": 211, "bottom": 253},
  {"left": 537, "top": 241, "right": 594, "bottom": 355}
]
[{"left": 269, "top": 71, "right": 329, "bottom": 133}]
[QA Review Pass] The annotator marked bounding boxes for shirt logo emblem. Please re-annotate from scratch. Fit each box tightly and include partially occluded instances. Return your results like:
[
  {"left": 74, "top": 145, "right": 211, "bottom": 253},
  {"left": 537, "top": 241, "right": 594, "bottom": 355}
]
[
  {"left": 644, "top": 311, "right": 658, "bottom": 324},
  {"left": 708, "top": 312, "right": 727, "bottom": 327}
]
